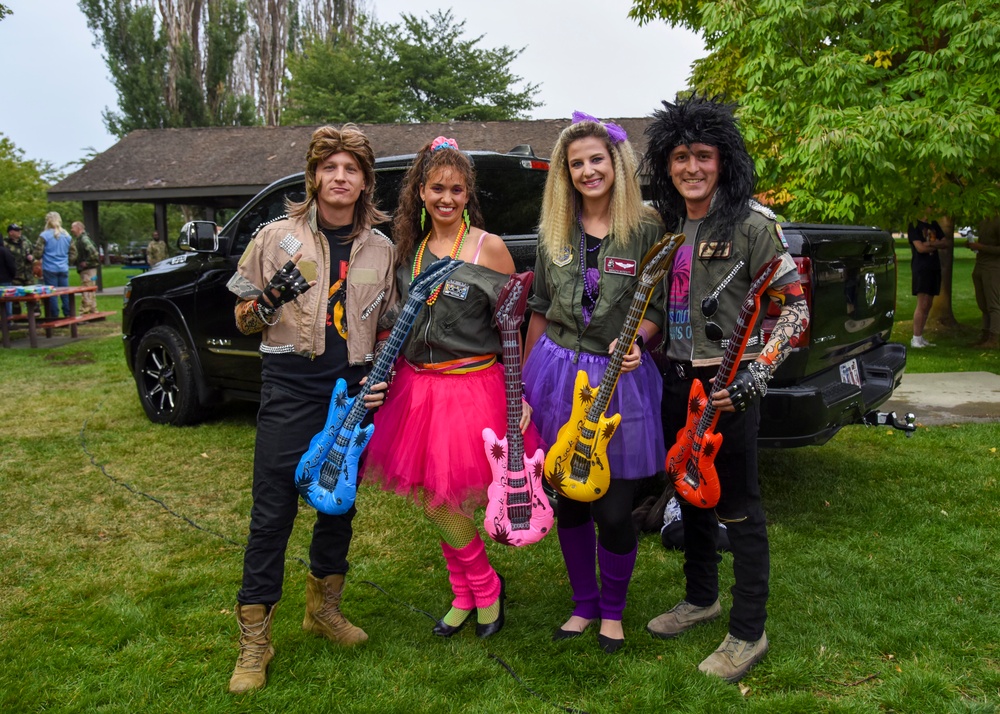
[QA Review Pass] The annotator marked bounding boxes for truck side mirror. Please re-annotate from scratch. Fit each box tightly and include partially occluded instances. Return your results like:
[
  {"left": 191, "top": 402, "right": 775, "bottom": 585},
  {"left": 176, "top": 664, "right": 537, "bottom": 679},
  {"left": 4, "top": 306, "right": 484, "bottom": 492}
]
[{"left": 179, "top": 221, "right": 220, "bottom": 253}]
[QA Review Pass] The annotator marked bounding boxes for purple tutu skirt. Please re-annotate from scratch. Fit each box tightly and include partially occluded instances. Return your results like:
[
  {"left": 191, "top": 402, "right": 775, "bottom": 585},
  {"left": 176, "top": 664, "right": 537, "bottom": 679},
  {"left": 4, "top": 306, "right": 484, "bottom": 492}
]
[
  {"left": 363, "top": 359, "right": 543, "bottom": 513},
  {"left": 523, "top": 334, "right": 665, "bottom": 480}
]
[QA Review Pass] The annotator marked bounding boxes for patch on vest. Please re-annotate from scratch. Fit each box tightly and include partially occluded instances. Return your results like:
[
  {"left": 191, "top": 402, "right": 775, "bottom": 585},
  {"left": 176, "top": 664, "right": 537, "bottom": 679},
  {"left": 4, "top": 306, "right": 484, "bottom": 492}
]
[
  {"left": 775, "top": 223, "right": 789, "bottom": 249},
  {"left": 604, "top": 257, "right": 637, "bottom": 276},
  {"left": 697, "top": 241, "right": 733, "bottom": 259},
  {"left": 552, "top": 246, "right": 573, "bottom": 267},
  {"left": 443, "top": 279, "right": 470, "bottom": 300}
]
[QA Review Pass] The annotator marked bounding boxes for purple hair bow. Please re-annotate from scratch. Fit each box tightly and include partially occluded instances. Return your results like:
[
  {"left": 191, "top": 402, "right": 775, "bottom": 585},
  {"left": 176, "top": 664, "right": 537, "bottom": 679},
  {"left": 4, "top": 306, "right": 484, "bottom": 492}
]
[
  {"left": 430, "top": 136, "right": 460, "bottom": 152},
  {"left": 572, "top": 111, "right": 628, "bottom": 144}
]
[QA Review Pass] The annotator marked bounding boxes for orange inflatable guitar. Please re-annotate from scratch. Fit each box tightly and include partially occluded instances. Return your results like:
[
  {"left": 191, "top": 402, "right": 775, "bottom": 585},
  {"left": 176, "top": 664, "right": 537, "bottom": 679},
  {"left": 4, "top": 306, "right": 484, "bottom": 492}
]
[
  {"left": 544, "top": 233, "right": 685, "bottom": 502},
  {"left": 666, "top": 257, "right": 783, "bottom": 508}
]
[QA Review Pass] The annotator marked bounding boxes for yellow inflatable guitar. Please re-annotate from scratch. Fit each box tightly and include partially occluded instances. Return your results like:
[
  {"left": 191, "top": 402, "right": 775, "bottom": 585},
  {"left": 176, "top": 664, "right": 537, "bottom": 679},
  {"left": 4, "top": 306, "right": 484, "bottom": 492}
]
[{"left": 544, "top": 233, "right": 685, "bottom": 502}]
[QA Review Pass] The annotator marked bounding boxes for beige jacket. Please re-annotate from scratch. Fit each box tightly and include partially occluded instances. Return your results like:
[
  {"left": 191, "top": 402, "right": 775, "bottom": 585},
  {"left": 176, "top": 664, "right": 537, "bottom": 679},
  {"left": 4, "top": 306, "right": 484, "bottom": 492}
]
[{"left": 229, "top": 204, "right": 396, "bottom": 364}]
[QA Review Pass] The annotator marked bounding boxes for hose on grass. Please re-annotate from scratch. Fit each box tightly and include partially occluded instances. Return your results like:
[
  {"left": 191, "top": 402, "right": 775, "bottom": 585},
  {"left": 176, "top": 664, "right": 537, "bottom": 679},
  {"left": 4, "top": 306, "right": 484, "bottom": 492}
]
[{"left": 80, "top": 406, "right": 588, "bottom": 714}]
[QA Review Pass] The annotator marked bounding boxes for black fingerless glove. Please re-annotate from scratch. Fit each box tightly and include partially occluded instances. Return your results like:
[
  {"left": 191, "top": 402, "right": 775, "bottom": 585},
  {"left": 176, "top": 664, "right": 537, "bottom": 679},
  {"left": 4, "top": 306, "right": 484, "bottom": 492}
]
[
  {"left": 259, "top": 260, "right": 311, "bottom": 310},
  {"left": 726, "top": 362, "right": 770, "bottom": 412}
]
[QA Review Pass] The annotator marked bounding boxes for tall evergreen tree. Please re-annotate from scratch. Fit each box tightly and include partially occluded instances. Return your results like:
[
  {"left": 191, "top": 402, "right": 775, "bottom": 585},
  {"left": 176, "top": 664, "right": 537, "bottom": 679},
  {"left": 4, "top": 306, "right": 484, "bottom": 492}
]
[{"left": 283, "top": 9, "right": 540, "bottom": 125}]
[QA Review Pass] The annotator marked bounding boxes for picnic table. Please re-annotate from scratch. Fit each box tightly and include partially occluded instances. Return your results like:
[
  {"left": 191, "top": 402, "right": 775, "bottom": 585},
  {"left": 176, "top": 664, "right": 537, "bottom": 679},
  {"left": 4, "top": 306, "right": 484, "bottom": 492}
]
[{"left": 1, "top": 286, "right": 115, "bottom": 348}]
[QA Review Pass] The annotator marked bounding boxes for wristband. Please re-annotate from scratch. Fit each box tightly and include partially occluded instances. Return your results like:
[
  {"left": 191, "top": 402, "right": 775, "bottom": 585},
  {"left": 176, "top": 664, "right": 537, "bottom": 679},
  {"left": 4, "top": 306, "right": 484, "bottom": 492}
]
[
  {"left": 252, "top": 298, "right": 281, "bottom": 326},
  {"left": 635, "top": 326, "right": 650, "bottom": 351}
]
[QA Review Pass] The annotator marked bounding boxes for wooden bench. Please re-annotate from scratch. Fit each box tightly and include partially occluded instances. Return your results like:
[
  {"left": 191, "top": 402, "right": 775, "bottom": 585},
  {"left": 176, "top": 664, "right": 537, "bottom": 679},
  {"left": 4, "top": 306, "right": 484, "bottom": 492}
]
[
  {"left": 1, "top": 286, "right": 101, "bottom": 348},
  {"left": 37, "top": 311, "right": 115, "bottom": 336}
]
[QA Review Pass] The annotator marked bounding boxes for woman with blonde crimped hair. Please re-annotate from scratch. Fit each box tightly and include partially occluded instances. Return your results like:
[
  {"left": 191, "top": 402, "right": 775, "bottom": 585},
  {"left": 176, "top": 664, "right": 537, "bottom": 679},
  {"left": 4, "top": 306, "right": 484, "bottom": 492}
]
[
  {"left": 523, "top": 113, "right": 667, "bottom": 654},
  {"left": 538, "top": 120, "right": 646, "bottom": 258},
  {"left": 365, "top": 136, "right": 541, "bottom": 641}
]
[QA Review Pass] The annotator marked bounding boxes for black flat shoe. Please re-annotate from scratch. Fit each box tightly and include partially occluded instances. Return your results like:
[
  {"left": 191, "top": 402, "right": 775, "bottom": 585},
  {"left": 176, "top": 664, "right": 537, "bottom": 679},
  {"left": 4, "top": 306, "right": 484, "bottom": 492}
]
[
  {"left": 552, "top": 618, "right": 597, "bottom": 641},
  {"left": 475, "top": 574, "right": 505, "bottom": 639},
  {"left": 432, "top": 612, "right": 470, "bottom": 637},
  {"left": 552, "top": 627, "right": 583, "bottom": 641},
  {"left": 597, "top": 633, "right": 625, "bottom": 654}
]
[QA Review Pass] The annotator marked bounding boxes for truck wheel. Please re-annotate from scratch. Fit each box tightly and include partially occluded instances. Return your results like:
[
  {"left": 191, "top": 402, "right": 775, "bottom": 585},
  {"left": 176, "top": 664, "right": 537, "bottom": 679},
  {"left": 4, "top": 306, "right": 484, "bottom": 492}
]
[{"left": 134, "top": 325, "right": 201, "bottom": 425}]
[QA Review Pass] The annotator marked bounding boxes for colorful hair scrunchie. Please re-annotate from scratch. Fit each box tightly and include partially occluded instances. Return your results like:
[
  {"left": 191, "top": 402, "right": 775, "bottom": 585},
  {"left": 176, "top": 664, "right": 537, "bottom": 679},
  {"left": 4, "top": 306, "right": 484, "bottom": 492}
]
[
  {"left": 430, "top": 136, "right": 460, "bottom": 152},
  {"left": 571, "top": 111, "right": 628, "bottom": 145}
]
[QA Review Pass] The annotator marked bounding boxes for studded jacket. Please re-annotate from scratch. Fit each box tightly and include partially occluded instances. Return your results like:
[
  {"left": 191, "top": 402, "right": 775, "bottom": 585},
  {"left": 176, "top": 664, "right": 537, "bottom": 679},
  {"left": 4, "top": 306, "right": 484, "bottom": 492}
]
[{"left": 229, "top": 203, "right": 396, "bottom": 364}]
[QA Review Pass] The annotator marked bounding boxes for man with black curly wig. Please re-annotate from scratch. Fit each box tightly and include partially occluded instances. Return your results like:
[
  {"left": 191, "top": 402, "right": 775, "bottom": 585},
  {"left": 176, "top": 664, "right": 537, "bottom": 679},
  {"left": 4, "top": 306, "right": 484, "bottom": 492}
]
[{"left": 641, "top": 94, "right": 809, "bottom": 683}]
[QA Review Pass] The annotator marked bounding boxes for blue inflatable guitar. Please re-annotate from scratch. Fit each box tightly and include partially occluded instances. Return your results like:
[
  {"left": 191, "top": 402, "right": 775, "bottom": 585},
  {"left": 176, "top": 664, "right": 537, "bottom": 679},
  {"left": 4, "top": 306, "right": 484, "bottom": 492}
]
[{"left": 295, "top": 256, "right": 464, "bottom": 515}]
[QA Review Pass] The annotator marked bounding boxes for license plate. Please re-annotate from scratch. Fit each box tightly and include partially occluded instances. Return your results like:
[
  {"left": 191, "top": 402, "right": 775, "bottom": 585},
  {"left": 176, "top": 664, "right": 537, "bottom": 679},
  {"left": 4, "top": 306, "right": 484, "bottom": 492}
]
[{"left": 839, "top": 358, "right": 861, "bottom": 387}]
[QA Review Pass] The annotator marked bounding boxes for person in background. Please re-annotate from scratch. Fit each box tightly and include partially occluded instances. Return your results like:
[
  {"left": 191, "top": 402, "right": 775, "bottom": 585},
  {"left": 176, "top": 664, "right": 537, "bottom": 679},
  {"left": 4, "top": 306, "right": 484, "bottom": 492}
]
[
  {"left": 966, "top": 217, "right": 1000, "bottom": 349},
  {"left": 642, "top": 94, "right": 809, "bottom": 683},
  {"left": 70, "top": 222, "right": 101, "bottom": 315},
  {"left": 34, "top": 212, "right": 76, "bottom": 318},
  {"left": 364, "top": 136, "right": 538, "bottom": 641},
  {"left": 907, "top": 216, "right": 952, "bottom": 348},
  {"left": 147, "top": 230, "right": 168, "bottom": 267},
  {"left": 225, "top": 124, "right": 396, "bottom": 694},
  {"left": 0, "top": 238, "right": 16, "bottom": 315},
  {"left": 4, "top": 224, "right": 36, "bottom": 315},
  {"left": 522, "top": 114, "right": 666, "bottom": 655}
]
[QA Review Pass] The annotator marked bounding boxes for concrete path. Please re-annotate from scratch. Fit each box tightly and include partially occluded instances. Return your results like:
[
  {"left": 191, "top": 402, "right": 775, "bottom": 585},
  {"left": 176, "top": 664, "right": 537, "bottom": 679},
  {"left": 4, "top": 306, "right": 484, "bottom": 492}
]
[{"left": 882, "top": 371, "right": 1000, "bottom": 426}]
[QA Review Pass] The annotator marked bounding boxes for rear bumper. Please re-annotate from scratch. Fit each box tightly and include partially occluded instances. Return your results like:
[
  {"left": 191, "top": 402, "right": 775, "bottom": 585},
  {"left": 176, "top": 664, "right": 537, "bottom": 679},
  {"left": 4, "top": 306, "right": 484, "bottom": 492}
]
[{"left": 758, "top": 342, "right": 907, "bottom": 448}]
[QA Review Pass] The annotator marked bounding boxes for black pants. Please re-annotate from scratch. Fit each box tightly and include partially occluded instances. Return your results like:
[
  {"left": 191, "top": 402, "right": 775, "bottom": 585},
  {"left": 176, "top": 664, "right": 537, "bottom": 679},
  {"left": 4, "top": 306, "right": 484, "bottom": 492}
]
[
  {"left": 661, "top": 366, "right": 769, "bottom": 641},
  {"left": 557, "top": 479, "right": 639, "bottom": 554},
  {"left": 237, "top": 382, "right": 356, "bottom": 606}
]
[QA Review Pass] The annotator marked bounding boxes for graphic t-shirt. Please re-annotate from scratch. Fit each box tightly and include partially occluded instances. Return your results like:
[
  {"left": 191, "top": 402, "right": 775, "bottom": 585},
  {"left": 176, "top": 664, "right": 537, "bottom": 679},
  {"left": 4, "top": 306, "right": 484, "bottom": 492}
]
[
  {"left": 664, "top": 218, "right": 701, "bottom": 362},
  {"left": 262, "top": 226, "right": 368, "bottom": 402}
]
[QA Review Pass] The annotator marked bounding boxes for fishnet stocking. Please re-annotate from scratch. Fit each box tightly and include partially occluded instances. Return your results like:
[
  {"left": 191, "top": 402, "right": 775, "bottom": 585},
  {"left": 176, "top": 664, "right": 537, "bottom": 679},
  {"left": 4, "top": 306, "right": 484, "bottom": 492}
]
[{"left": 424, "top": 502, "right": 499, "bottom": 625}]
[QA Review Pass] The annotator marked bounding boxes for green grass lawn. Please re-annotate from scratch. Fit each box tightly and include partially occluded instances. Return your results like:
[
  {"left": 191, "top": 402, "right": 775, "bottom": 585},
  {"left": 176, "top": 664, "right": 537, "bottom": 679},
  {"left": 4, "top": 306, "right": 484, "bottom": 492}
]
[{"left": 1, "top": 249, "right": 997, "bottom": 713}]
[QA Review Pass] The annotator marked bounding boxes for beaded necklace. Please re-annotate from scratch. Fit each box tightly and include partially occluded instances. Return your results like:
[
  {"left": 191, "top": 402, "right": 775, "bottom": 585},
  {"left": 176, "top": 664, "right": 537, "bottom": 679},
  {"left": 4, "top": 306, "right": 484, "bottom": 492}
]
[
  {"left": 578, "top": 212, "right": 603, "bottom": 324},
  {"left": 412, "top": 218, "right": 468, "bottom": 305}
]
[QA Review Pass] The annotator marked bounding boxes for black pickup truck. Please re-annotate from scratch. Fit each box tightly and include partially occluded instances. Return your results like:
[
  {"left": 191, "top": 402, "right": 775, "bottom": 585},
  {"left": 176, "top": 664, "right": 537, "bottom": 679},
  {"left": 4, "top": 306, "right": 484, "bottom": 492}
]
[{"left": 122, "top": 149, "right": 908, "bottom": 447}]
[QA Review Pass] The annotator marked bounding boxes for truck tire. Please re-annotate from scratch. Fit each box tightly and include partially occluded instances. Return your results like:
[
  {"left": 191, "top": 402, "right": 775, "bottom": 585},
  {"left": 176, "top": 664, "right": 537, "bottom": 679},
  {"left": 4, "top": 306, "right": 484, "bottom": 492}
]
[{"left": 134, "top": 325, "right": 201, "bottom": 426}]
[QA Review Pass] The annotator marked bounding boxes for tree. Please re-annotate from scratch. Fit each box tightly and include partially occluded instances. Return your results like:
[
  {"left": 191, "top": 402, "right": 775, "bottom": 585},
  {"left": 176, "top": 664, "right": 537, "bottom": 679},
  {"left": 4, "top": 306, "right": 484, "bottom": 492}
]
[
  {"left": 630, "top": 0, "right": 1000, "bottom": 325},
  {"left": 0, "top": 135, "right": 51, "bottom": 236},
  {"left": 80, "top": 0, "right": 257, "bottom": 136},
  {"left": 282, "top": 9, "right": 540, "bottom": 125}
]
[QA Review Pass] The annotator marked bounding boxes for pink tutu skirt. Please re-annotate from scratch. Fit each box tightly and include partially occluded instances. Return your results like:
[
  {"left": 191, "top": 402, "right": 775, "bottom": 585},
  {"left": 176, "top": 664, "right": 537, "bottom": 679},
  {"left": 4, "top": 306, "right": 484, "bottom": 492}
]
[{"left": 363, "top": 359, "right": 544, "bottom": 513}]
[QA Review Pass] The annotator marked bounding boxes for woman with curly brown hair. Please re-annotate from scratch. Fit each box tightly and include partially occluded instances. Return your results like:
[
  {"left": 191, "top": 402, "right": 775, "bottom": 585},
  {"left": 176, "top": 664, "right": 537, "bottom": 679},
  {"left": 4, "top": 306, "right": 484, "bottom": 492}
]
[{"left": 364, "top": 137, "right": 540, "bottom": 639}]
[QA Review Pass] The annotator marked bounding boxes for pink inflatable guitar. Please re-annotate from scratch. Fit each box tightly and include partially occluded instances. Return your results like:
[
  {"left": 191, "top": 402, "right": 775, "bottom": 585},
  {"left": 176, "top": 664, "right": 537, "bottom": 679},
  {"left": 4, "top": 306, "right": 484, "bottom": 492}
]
[{"left": 483, "top": 271, "right": 553, "bottom": 546}]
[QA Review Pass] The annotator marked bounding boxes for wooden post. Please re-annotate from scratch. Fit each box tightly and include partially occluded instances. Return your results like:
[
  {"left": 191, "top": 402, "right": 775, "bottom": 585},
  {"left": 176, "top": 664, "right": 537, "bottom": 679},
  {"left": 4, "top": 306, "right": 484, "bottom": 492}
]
[{"left": 82, "top": 200, "right": 103, "bottom": 290}]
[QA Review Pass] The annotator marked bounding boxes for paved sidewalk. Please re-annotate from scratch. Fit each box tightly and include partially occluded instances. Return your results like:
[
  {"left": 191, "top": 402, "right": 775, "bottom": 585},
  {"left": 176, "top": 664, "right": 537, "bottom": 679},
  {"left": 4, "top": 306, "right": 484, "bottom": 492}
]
[{"left": 882, "top": 371, "right": 1000, "bottom": 426}]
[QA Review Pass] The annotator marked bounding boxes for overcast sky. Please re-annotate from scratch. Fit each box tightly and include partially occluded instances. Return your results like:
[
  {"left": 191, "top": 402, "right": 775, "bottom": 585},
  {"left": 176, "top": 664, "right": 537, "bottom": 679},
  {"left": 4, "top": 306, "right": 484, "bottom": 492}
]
[{"left": 0, "top": 0, "right": 704, "bottom": 169}]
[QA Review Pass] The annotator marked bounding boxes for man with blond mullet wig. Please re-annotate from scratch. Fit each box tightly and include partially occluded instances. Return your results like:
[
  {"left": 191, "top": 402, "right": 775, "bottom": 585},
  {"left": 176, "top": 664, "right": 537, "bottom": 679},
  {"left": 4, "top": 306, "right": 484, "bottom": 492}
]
[{"left": 224, "top": 124, "right": 397, "bottom": 693}]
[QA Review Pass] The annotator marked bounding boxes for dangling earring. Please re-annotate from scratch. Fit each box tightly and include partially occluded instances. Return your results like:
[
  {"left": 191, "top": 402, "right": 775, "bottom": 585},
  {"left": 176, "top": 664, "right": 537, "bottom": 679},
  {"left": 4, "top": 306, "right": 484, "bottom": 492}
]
[
  {"left": 421, "top": 206, "right": 427, "bottom": 232},
  {"left": 463, "top": 209, "right": 470, "bottom": 228}
]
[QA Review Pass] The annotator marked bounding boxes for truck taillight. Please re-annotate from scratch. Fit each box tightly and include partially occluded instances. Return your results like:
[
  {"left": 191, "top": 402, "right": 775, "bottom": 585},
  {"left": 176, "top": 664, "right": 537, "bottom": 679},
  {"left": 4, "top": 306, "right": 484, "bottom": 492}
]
[{"left": 520, "top": 159, "right": 549, "bottom": 171}]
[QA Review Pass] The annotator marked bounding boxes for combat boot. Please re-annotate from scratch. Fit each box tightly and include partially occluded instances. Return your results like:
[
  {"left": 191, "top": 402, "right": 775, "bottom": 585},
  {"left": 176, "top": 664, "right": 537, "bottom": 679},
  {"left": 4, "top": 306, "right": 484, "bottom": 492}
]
[
  {"left": 228, "top": 603, "right": 276, "bottom": 694},
  {"left": 302, "top": 572, "right": 368, "bottom": 646}
]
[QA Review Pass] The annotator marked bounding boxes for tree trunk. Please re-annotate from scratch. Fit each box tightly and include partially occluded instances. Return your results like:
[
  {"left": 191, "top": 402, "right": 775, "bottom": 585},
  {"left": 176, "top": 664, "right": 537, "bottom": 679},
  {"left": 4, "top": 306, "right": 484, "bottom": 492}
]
[{"left": 930, "top": 215, "right": 959, "bottom": 327}]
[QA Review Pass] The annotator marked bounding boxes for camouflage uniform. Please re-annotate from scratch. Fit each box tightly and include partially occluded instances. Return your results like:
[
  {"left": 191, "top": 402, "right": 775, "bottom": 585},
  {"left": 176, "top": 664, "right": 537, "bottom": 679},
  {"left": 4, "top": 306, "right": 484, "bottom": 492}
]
[
  {"left": 3, "top": 233, "right": 37, "bottom": 315},
  {"left": 4, "top": 234, "right": 36, "bottom": 285},
  {"left": 74, "top": 231, "right": 101, "bottom": 314},
  {"left": 146, "top": 237, "right": 168, "bottom": 267}
]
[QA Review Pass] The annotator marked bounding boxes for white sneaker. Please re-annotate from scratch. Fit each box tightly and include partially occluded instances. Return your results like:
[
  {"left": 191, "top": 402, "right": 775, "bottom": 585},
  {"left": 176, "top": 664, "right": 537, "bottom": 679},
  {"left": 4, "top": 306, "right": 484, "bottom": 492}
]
[{"left": 910, "top": 335, "right": 935, "bottom": 348}]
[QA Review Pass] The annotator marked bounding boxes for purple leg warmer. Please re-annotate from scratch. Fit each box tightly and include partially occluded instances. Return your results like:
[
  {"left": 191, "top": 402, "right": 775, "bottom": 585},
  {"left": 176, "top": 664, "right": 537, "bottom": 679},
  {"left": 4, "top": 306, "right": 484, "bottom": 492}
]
[
  {"left": 598, "top": 543, "right": 637, "bottom": 621},
  {"left": 557, "top": 521, "right": 600, "bottom": 620}
]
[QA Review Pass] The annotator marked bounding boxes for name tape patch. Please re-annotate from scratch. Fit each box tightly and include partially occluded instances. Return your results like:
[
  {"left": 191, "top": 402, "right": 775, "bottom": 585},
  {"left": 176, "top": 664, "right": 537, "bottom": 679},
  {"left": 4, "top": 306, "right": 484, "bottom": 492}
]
[{"left": 604, "top": 257, "right": 637, "bottom": 276}]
